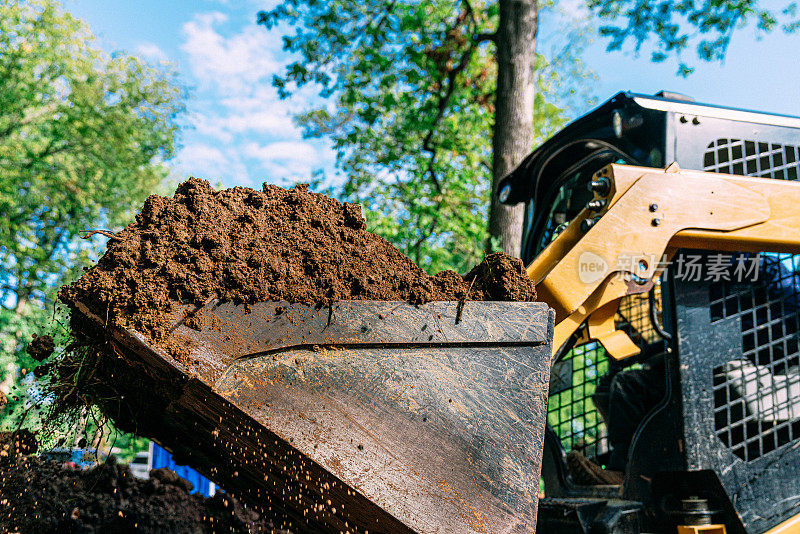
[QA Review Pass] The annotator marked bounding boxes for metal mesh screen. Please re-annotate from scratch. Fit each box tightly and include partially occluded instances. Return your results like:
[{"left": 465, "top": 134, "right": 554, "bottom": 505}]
[
  {"left": 703, "top": 138, "right": 799, "bottom": 179},
  {"left": 548, "top": 342, "right": 611, "bottom": 460},
  {"left": 709, "top": 255, "right": 800, "bottom": 461},
  {"left": 618, "top": 290, "right": 663, "bottom": 347},
  {"left": 546, "top": 286, "right": 661, "bottom": 462},
  {"left": 704, "top": 139, "right": 800, "bottom": 462}
]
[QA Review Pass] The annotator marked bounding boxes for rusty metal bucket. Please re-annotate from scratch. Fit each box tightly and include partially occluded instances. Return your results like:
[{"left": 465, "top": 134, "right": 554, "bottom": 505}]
[{"left": 74, "top": 300, "right": 553, "bottom": 533}]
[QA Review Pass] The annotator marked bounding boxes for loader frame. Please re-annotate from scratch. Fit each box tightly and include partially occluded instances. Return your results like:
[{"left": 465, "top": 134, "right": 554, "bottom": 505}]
[{"left": 500, "top": 92, "right": 800, "bottom": 533}]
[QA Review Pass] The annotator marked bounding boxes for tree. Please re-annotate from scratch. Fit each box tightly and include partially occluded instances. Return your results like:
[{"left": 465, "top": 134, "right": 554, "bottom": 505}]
[
  {"left": 490, "top": 0, "right": 538, "bottom": 261},
  {"left": 0, "top": 0, "right": 184, "bottom": 426},
  {"left": 590, "top": 0, "right": 800, "bottom": 76},
  {"left": 259, "top": 0, "right": 591, "bottom": 270},
  {"left": 262, "top": 0, "right": 797, "bottom": 264}
]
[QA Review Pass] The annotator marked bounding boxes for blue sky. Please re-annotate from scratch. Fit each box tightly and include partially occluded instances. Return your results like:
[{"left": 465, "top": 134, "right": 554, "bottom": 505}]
[{"left": 62, "top": 0, "right": 800, "bottom": 190}]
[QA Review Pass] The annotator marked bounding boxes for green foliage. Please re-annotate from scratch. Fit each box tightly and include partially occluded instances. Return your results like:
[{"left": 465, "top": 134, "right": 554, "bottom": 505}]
[
  {"left": 260, "top": 0, "right": 795, "bottom": 273},
  {"left": 108, "top": 431, "right": 150, "bottom": 463},
  {"left": 588, "top": 0, "right": 800, "bottom": 75},
  {"left": 260, "top": 1, "right": 594, "bottom": 274},
  {"left": 0, "top": 0, "right": 184, "bottom": 437}
]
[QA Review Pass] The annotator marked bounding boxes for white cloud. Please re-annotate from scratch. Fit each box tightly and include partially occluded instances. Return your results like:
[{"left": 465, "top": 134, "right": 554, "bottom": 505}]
[
  {"left": 242, "top": 140, "right": 337, "bottom": 184},
  {"left": 226, "top": 111, "right": 296, "bottom": 134},
  {"left": 180, "top": 12, "right": 281, "bottom": 93},
  {"left": 136, "top": 43, "right": 169, "bottom": 64},
  {"left": 177, "top": 143, "right": 248, "bottom": 184},
  {"left": 244, "top": 141, "right": 318, "bottom": 164},
  {"left": 219, "top": 95, "right": 268, "bottom": 111},
  {"left": 188, "top": 108, "right": 298, "bottom": 143},
  {"left": 204, "top": 0, "right": 278, "bottom": 8},
  {"left": 189, "top": 111, "right": 234, "bottom": 144},
  {"left": 173, "top": 11, "right": 336, "bottom": 187},
  {"left": 178, "top": 144, "right": 228, "bottom": 169}
]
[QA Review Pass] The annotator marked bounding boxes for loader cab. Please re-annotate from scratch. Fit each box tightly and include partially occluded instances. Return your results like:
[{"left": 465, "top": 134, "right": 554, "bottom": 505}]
[{"left": 500, "top": 92, "right": 800, "bottom": 534}]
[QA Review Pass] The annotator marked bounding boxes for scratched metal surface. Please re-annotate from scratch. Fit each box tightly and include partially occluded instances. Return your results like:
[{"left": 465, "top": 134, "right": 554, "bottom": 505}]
[
  {"left": 107, "top": 301, "right": 552, "bottom": 533},
  {"left": 169, "top": 300, "right": 550, "bottom": 384},
  {"left": 220, "top": 343, "right": 551, "bottom": 533}
]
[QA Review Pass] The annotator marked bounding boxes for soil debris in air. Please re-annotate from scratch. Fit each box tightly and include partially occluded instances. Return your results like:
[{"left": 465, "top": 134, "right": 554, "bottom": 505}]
[
  {"left": 27, "top": 334, "right": 55, "bottom": 362},
  {"left": 59, "top": 177, "right": 537, "bottom": 348}
]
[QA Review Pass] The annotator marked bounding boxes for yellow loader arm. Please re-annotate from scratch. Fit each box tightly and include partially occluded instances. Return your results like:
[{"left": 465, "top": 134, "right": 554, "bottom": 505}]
[{"left": 530, "top": 163, "right": 800, "bottom": 360}]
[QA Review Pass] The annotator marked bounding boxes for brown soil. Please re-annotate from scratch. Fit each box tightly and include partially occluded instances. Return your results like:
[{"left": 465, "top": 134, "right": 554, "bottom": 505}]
[
  {"left": 0, "top": 445, "right": 280, "bottom": 533},
  {"left": 0, "top": 430, "right": 38, "bottom": 458},
  {"left": 45, "top": 179, "right": 539, "bottom": 533},
  {"left": 27, "top": 334, "right": 55, "bottom": 362},
  {"left": 59, "top": 178, "right": 535, "bottom": 345},
  {"left": 464, "top": 252, "right": 539, "bottom": 301}
]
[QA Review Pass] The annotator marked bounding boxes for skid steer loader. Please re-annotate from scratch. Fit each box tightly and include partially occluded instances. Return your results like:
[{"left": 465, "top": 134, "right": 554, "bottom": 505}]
[
  {"left": 72, "top": 91, "right": 800, "bottom": 534},
  {"left": 496, "top": 91, "right": 800, "bottom": 534}
]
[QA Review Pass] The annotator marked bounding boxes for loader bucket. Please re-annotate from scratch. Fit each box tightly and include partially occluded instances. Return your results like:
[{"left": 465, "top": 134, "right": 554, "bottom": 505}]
[{"left": 72, "top": 299, "right": 553, "bottom": 533}]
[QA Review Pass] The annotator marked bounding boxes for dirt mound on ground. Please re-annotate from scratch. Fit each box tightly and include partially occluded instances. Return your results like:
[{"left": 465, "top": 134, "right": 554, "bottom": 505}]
[
  {"left": 59, "top": 178, "right": 535, "bottom": 343},
  {"left": 0, "top": 448, "right": 279, "bottom": 533},
  {"left": 463, "top": 252, "right": 539, "bottom": 301}
]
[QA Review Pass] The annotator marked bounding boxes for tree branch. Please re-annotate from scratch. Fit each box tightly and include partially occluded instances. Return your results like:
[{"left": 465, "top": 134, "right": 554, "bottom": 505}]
[
  {"left": 0, "top": 100, "right": 62, "bottom": 141},
  {"left": 413, "top": 5, "right": 482, "bottom": 255},
  {"left": 461, "top": 0, "right": 476, "bottom": 22},
  {"left": 421, "top": 41, "right": 477, "bottom": 193}
]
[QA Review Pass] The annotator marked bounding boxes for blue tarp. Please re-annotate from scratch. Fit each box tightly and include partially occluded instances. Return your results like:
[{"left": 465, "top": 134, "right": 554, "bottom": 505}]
[{"left": 150, "top": 443, "right": 214, "bottom": 496}]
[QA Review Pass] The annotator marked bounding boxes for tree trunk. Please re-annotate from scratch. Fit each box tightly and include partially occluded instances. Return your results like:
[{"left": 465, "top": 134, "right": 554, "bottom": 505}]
[{"left": 488, "top": 0, "right": 538, "bottom": 258}]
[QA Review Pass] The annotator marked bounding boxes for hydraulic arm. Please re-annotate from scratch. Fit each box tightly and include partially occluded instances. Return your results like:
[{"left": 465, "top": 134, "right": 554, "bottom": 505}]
[{"left": 531, "top": 163, "right": 800, "bottom": 360}]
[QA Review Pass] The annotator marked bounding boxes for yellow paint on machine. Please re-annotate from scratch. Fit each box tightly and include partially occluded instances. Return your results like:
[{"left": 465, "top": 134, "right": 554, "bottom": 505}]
[
  {"left": 677, "top": 525, "right": 726, "bottom": 534},
  {"left": 765, "top": 512, "right": 800, "bottom": 534}
]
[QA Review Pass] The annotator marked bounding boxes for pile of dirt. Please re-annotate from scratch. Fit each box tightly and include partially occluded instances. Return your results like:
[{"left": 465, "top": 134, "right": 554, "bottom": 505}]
[
  {"left": 42, "top": 179, "right": 539, "bottom": 533},
  {"left": 0, "top": 443, "right": 280, "bottom": 533},
  {"left": 59, "top": 178, "right": 536, "bottom": 344}
]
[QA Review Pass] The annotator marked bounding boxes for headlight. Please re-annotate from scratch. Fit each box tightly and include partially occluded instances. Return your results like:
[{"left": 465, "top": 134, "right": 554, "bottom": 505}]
[
  {"left": 498, "top": 183, "right": 511, "bottom": 203},
  {"left": 612, "top": 109, "right": 624, "bottom": 138}
]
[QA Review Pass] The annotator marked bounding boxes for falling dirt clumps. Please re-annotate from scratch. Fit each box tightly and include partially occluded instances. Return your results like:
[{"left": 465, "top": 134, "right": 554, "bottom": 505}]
[
  {"left": 0, "top": 430, "right": 38, "bottom": 458},
  {"left": 0, "top": 444, "right": 279, "bottom": 533},
  {"left": 27, "top": 333, "right": 55, "bottom": 362},
  {"left": 59, "top": 178, "right": 536, "bottom": 344}
]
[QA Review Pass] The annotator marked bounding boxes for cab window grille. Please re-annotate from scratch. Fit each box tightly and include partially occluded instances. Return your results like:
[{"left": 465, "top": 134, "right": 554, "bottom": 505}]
[
  {"left": 709, "top": 256, "right": 800, "bottom": 461},
  {"left": 546, "top": 285, "right": 661, "bottom": 463},
  {"left": 704, "top": 139, "right": 800, "bottom": 461},
  {"left": 548, "top": 342, "right": 611, "bottom": 461},
  {"left": 703, "top": 138, "right": 799, "bottom": 180},
  {"left": 618, "top": 290, "right": 663, "bottom": 346}
]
